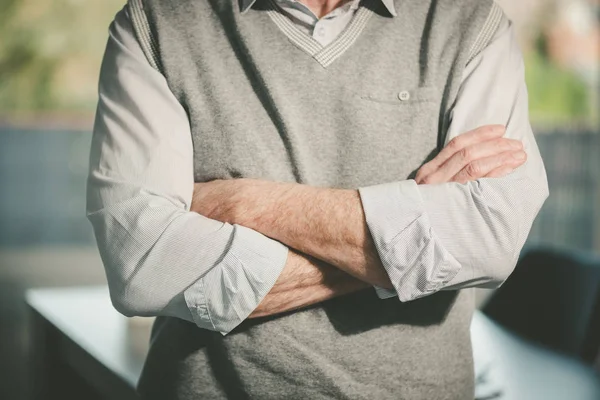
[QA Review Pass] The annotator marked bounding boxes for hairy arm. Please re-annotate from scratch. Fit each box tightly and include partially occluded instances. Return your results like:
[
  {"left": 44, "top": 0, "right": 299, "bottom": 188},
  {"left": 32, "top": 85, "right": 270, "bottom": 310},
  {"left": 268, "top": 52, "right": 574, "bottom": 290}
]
[
  {"left": 249, "top": 249, "right": 371, "bottom": 318},
  {"left": 193, "top": 179, "right": 392, "bottom": 288},
  {"left": 192, "top": 18, "right": 547, "bottom": 302},
  {"left": 191, "top": 125, "right": 524, "bottom": 291}
]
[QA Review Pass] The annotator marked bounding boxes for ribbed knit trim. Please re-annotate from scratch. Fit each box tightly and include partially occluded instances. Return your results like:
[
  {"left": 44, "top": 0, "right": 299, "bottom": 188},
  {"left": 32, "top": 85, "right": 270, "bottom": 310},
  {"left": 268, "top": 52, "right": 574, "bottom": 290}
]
[
  {"left": 128, "top": 0, "right": 163, "bottom": 73},
  {"left": 467, "top": 2, "right": 503, "bottom": 65},
  {"left": 265, "top": 0, "right": 376, "bottom": 68}
]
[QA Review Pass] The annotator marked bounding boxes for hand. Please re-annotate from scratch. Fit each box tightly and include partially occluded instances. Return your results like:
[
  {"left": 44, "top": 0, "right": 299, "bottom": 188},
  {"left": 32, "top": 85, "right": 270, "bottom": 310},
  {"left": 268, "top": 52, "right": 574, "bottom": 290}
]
[
  {"left": 191, "top": 178, "right": 253, "bottom": 224},
  {"left": 415, "top": 125, "right": 527, "bottom": 185}
]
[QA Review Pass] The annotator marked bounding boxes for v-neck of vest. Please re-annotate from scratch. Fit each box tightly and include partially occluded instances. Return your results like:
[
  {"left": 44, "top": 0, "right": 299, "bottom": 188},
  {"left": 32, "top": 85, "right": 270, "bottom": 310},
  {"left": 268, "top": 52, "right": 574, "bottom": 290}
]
[{"left": 264, "top": 0, "right": 376, "bottom": 68}]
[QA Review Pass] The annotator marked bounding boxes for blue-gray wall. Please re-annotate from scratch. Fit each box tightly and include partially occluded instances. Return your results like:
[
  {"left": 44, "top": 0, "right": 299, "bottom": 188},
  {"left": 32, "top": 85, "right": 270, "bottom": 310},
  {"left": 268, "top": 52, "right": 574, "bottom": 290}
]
[
  {"left": 0, "top": 127, "right": 598, "bottom": 252},
  {"left": 0, "top": 128, "right": 95, "bottom": 247}
]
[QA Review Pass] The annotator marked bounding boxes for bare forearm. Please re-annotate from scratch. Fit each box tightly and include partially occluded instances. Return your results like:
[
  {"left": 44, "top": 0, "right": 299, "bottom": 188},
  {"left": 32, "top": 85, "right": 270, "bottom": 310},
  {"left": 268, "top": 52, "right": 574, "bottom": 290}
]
[
  {"left": 249, "top": 249, "right": 371, "bottom": 318},
  {"left": 191, "top": 178, "right": 393, "bottom": 289},
  {"left": 240, "top": 180, "right": 393, "bottom": 289}
]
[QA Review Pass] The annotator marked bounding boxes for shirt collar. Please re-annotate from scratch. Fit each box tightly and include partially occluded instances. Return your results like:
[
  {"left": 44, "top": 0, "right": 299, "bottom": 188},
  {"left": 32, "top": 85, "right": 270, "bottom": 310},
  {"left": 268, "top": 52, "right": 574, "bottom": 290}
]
[{"left": 239, "top": 0, "right": 397, "bottom": 17}]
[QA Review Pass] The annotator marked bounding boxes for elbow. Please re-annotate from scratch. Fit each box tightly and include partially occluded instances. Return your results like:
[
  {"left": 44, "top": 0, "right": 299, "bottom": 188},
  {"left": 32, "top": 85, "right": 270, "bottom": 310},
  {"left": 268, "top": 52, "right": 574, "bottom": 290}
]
[
  {"left": 111, "top": 296, "right": 136, "bottom": 318},
  {"left": 107, "top": 275, "right": 150, "bottom": 318},
  {"left": 101, "top": 247, "right": 178, "bottom": 319},
  {"left": 478, "top": 230, "right": 527, "bottom": 289},
  {"left": 108, "top": 275, "right": 170, "bottom": 318},
  {"left": 109, "top": 284, "right": 142, "bottom": 318},
  {"left": 92, "top": 240, "right": 156, "bottom": 317},
  {"left": 101, "top": 253, "right": 162, "bottom": 318},
  {"left": 482, "top": 254, "right": 519, "bottom": 289},
  {"left": 483, "top": 175, "right": 550, "bottom": 287},
  {"left": 88, "top": 202, "right": 191, "bottom": 319}
]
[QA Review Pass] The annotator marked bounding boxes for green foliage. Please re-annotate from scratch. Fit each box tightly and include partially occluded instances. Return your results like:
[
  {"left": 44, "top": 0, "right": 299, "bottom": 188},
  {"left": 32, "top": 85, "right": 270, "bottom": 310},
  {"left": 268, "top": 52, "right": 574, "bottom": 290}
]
[
  {"left": 525, "top": 49, "right": 593, "bottom": 127},
  {"left": 0, "top": 0, "right": 53, "bottom": 110},
  {"left": 0, "top": 0, "right": 124, "bottom": 114},
  {"left": 0, "top": 0, "right": 596, "bottom": 129}
]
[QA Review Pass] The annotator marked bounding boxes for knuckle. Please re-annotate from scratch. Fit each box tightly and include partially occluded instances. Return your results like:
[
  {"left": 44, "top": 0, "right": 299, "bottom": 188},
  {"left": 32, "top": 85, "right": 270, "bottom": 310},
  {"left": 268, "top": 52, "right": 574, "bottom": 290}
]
[
  {"left": 504, "top": 153, "right": 516, "bottom": 163},
  {"left": 500, "top": 138, "right": 521, "bottom": 151},
  {"left": 465, "top": 162, "right": 480, "bottom": 178},
  {"left": 483, "top": 125, "right": 496, "bottom": 135},
  {"left": 476, "top": 125, "right": 493, "bottom": 137},
  {"left": 459, "top": 147, "right": 473, "bottom": 163},
  {"left": 496, "top": 138, "right": 510, "bottom": 148},
  {"left": 508, "top": 150, "right": 527, "bottom": 164},
  {"left": 447, "top": 137, "right": 461, "bottom": 151},
  {"left": 420, "top": 175, "right": 434, "bottom": 184}
]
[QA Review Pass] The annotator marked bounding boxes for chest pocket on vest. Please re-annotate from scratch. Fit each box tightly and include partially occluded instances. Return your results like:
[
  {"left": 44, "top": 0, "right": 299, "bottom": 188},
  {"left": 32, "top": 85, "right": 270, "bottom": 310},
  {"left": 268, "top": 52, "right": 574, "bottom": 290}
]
[{"left": 337, "top": 85, "right": 442, "bottom": 185}]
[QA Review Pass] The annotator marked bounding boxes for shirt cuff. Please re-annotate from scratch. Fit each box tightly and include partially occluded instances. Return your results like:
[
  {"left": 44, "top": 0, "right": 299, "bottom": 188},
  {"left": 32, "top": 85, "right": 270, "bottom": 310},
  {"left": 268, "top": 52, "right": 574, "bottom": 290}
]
[
  {"left": 358, "top": 180, "right": 461, "bottom": 302},
  {"left": 184, "top": 224, "right": 289, "bottom": 335}
]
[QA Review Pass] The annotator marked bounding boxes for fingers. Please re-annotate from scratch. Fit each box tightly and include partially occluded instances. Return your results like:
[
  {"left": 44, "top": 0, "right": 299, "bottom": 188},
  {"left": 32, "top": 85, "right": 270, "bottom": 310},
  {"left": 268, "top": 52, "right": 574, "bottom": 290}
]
[
  {"left": 451, "top": 150, "right": 527, "bottom": 184},
  {"left": 432, "top": 137, "right": 523, "bottom": 183},
  {"left": 416, "top": 125, "right": 505, "bottom": 182},
  {"left": 416, "top": 136, "right": 523, "bottom": 185}
]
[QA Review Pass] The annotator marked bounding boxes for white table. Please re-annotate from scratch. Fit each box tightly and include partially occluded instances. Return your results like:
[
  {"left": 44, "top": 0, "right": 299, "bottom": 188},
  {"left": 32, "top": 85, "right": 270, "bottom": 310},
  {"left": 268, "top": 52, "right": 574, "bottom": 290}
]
[
  {"left": 26, "top": 286, "right": 600, "bottom": 400},
  {"left": 27, "top": 286, "right": 153, "bottom": 400}
]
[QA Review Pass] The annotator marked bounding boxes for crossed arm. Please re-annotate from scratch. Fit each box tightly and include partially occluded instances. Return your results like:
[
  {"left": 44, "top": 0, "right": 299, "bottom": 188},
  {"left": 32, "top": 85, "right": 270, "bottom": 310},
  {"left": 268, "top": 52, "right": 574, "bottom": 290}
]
[
  {"left": 88, "top": 9, "right": 547, "bottom": 334},
  {"left": 191, "top": 125, "right": 530, "bottom": 318},
  {"left": 247, "top": 250, "right": 371, "bottom": 318},
  {"left": 190, "top": 20, "right": 550, "bottom": 317}
]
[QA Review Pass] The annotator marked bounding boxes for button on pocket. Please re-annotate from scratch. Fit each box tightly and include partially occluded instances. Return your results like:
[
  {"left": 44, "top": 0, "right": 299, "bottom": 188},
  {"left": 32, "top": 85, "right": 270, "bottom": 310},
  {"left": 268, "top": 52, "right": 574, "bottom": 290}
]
[{"left": 356, "top": 86, "right": 439, "bottom": 105}]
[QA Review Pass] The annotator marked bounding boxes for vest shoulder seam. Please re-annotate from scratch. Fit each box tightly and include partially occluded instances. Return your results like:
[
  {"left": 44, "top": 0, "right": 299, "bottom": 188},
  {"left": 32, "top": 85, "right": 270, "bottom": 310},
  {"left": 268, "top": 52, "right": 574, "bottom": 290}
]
[
  {"left": 128, "top": 0, "right": 163, "bottom": 74},
  {"left": 466, "top": 2, "right": 504, "bottom": 66}
]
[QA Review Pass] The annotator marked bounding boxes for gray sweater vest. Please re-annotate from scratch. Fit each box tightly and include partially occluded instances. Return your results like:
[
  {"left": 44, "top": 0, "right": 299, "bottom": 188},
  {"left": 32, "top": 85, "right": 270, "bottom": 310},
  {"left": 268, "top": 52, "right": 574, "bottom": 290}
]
[{"left": 130, "top": 0, "right": 504, "bottom": 398}]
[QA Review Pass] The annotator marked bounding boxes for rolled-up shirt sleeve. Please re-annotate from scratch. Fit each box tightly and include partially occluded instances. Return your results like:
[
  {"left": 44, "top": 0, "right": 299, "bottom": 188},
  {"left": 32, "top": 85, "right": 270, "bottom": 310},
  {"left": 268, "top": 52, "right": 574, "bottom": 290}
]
[
  {"left": 360, "top": 16, "right": 549, "bottom": 302},
  {"left": 86, "top": 6, "right": 289, "bottom": 335}
]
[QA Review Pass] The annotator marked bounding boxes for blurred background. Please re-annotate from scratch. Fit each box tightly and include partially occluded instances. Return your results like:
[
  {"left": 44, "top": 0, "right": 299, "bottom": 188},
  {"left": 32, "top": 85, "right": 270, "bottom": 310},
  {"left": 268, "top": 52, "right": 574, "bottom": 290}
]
[{"left": 0, "top": 0, "right": 598, "bottom": 399}]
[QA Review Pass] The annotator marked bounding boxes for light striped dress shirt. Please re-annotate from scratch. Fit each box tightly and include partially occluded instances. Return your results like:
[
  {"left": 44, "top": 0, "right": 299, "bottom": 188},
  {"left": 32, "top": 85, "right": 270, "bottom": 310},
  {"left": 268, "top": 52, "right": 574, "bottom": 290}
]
[
  {"left": 240, "top": 0, "right": 396, "bottom": 46},
  {"left": 87, "top": 0, "right": 548, "bottom": 334}
]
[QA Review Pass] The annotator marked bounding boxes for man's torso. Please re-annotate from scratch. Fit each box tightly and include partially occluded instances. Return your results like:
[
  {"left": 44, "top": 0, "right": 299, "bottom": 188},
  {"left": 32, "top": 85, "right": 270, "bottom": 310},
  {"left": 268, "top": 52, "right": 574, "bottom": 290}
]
[{"left": 132, "top": 0, "right": 497, "bottom": 397}]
